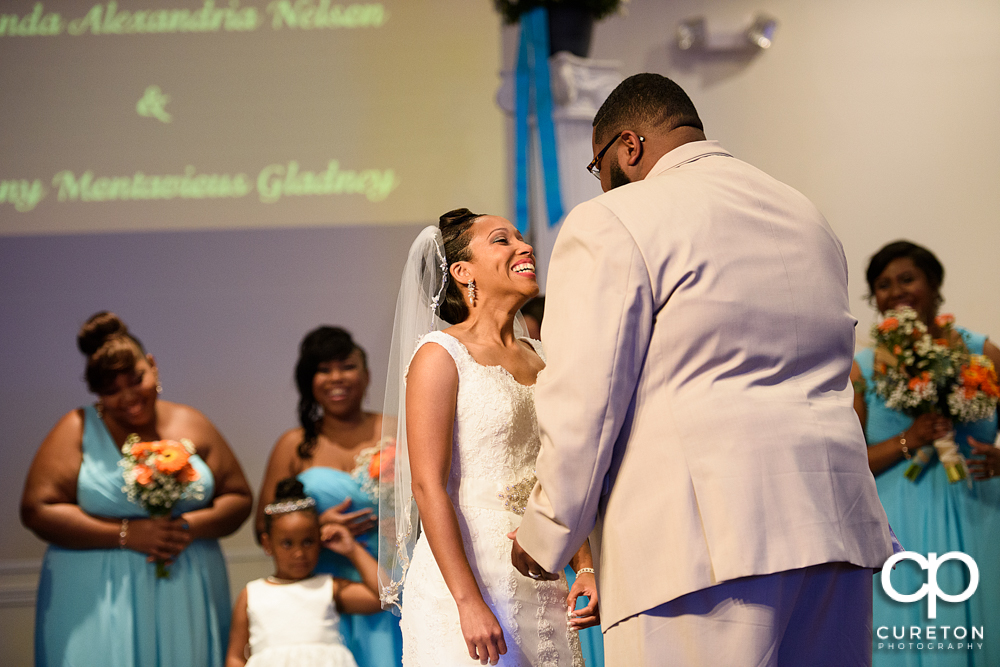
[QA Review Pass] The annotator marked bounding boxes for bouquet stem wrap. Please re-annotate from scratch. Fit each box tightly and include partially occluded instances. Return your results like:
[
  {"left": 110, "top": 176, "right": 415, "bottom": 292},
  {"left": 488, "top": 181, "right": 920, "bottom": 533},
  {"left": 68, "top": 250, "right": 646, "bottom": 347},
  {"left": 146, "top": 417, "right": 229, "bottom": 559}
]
[
  {"left": 933, "top": 431, "right": 969, "bottom": 484},
  {"left": 150, "top": 513, "right": 172, "bottom": 578},
  {"left": 903, "top": 446, "right": 937, "bottom": 482}
]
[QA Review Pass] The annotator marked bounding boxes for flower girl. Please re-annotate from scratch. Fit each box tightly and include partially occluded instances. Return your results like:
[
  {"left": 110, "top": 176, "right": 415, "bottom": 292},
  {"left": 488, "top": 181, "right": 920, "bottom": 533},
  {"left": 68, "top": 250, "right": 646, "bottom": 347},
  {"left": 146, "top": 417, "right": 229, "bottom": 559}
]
[{"left": 226, "top": 478, "right": 382, "bottom": 667}]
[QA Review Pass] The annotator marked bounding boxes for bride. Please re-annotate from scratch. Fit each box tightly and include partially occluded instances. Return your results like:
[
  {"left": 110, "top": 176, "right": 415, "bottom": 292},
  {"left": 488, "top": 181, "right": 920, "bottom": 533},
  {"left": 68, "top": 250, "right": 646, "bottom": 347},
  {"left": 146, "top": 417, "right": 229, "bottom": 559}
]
[{"left": 378, "top": 209, "right": 598, "bottom": 666}]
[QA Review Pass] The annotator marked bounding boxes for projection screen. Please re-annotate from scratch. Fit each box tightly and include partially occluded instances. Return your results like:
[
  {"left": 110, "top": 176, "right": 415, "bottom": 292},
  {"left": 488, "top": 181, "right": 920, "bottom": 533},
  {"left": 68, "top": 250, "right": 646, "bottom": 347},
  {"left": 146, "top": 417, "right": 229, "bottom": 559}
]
[{"left": 0, "top": 0, "right": 506, "bottom": 235}]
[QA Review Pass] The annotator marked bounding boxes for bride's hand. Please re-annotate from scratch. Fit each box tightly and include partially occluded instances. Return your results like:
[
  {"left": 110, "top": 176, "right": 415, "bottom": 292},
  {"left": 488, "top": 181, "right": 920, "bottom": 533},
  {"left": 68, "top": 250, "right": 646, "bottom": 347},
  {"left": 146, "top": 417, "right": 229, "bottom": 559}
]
[
  {"left": 457, "top": 598, "right": 507, "bottom": 665},
  {"left": 566, "top": 571, "right": 600, "bottom": 630}
]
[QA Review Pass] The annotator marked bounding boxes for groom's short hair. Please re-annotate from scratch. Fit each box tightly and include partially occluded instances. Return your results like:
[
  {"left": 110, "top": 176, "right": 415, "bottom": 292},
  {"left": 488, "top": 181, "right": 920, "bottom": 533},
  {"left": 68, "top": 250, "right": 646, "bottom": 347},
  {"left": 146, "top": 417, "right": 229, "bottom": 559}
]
[{"left": 593, "top": 73, "right": 703, "bottom": 144}]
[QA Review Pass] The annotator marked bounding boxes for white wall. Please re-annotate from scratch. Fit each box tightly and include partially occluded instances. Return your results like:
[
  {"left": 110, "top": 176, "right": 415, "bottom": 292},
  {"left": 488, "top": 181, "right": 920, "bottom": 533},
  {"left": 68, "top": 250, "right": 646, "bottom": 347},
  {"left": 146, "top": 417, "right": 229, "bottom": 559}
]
[{"left": 504, "top": 0, "right": 1000, "bottom": 344}]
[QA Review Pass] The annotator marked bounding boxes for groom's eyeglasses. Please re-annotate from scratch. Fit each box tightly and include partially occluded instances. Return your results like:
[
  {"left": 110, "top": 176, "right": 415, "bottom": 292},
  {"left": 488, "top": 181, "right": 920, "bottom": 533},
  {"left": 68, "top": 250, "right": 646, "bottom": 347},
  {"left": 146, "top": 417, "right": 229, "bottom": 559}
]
[{"left": 587, "top": 132, "right": 644, "bottom": 179}]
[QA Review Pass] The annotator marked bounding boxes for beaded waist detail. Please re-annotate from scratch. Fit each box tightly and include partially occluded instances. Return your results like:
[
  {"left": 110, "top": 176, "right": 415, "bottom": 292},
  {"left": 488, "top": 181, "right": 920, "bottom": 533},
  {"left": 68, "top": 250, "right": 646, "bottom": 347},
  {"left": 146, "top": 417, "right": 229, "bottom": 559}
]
[{"left": 450, "top": 474, "right": 537, "bottom": 516}]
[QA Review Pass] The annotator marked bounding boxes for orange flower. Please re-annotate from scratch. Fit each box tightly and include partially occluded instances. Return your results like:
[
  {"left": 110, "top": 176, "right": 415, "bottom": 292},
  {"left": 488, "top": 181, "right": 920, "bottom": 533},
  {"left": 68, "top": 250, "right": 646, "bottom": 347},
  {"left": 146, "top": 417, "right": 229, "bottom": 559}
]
[
  {"left": 966, "top": 369, "right": 985, "bottom": 385},
  {"left": 934, "top": 339, "right": 949, "bottom": 347},
  {"left": 935, "top": 314, "right": 955, "bottom": 327},
  {"left": 893, "top": 345, "right": 902, "bottom": 355},
  {"left": 908, "top": 372, "right": 932, "bottom": 392},
  {"left": 134, "top": 464, "right": 154, "bottom": 486},
  {"left": 961, "top": 358, "right": 999, "bottom": 398},
  {"left": 130, "top": 442, "right": 151, "bottom": 458},
  {"left": 878, "top": 317, "right": 899, "bottom": 333},
  {"left": 963, "top": 361, "right": 995, "bottom": 388},
  {"left": 369, "top": 446, "right": 396, "bottom": 482},
  {"left": 176, "top": 464, "right": 200, "bottom": 484},
  {"left": 152, "top": 441, "right": 191, "bottom": 474}
]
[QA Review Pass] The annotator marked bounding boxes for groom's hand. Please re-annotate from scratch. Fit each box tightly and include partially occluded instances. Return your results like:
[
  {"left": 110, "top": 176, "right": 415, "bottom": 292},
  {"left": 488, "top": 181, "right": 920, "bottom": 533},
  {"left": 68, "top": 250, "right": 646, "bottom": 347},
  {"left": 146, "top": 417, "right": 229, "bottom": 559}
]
[{"left": 508, "top": 529, "right": 558, "bottom": 581}]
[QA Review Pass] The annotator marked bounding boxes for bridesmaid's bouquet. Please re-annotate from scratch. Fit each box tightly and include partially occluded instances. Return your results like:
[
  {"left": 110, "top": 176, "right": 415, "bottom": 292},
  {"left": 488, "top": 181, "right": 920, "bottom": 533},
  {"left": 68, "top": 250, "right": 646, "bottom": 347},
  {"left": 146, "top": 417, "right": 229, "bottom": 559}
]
[
  {"left": 352, "top": 437, "right": 395, "bottom": 507},
  {"left": 871, "top": 308, "right": 999, "bottom": 483},
  {"left": 119, "top": 434, "right": 205, "bottom": 577}
]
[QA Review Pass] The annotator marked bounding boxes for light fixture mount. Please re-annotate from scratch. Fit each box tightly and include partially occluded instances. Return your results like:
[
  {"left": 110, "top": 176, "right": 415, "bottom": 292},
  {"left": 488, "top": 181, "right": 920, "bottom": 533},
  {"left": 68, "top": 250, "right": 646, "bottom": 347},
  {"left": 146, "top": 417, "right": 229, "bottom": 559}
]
[{"left": 676, "top": 13, "right": 778, "bottom": 52}]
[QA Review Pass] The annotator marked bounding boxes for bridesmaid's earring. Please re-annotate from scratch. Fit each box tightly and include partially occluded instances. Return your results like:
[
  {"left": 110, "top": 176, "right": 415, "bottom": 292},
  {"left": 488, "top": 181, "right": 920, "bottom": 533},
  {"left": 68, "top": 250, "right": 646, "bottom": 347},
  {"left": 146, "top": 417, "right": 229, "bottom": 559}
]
[
  {"left": 467, "top": 279, "right": 477, "bottom": 306},
  {"left": 156, "top": 380, "right": 163, "bottom": 394},
  {"left": 96, "top": 400, "right": 104, "bottom": 418}
]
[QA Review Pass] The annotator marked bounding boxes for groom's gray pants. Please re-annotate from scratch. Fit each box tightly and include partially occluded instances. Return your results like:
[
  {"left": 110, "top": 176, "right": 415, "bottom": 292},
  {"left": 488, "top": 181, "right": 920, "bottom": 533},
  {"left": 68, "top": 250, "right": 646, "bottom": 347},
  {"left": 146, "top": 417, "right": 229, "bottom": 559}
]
[{"left": 603, "top": 562, "right": 873, "bottom": 667}]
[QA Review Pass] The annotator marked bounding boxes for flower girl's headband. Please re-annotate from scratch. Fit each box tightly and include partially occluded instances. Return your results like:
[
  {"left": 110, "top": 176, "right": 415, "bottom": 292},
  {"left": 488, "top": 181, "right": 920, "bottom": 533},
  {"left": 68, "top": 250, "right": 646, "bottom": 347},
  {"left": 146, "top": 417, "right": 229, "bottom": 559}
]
[{"left": 263, "top": 496, "right": 316, "bottom": 516}]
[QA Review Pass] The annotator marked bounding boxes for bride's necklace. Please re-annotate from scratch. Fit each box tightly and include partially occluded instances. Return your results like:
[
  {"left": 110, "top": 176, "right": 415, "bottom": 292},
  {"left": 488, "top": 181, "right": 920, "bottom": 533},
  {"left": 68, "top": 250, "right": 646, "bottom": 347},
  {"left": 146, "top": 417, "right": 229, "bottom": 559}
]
[{"left": 266, "top": 575, "right": 298, "bottom": 585}]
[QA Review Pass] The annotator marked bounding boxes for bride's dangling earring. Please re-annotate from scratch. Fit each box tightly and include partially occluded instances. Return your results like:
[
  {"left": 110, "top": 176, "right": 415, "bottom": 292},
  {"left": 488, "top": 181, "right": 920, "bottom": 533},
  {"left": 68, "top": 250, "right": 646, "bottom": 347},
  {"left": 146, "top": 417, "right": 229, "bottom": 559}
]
[{"left": 467, "top": 279, "right": 477, "bottom": 306}]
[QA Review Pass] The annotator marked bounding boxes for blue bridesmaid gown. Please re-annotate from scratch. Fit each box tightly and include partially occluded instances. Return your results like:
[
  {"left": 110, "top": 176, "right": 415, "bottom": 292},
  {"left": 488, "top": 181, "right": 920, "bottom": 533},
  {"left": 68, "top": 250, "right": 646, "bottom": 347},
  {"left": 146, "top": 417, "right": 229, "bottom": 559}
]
[
  {"left": 299, "top": 466, "right": 403, "bottom": 667},
  {"left": 34, "top": 405, "right": 232, "bottom": 667},
  {"left": 857, "top": 328, "right": 1000, "bottom": 666}
]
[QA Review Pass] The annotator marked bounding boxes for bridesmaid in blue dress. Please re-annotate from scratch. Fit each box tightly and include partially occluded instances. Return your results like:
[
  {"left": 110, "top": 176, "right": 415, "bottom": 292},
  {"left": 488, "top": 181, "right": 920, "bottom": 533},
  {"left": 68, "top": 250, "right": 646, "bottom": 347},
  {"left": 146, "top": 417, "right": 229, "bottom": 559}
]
[
  {"left": 256, "top": 326, "right": 403, "bottom": 667},
  {"left": 21, "top": 311, "right": 253, "bottom": 667},
  {"left": 851, "top": 242, "right": 1000, "bottom": 667}
]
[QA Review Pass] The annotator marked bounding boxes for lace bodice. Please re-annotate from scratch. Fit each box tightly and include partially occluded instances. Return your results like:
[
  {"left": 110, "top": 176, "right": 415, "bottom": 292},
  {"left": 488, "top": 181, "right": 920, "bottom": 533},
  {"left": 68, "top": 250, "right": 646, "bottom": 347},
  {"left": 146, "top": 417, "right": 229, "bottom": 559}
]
[{"left": 411, "top": 331, "right": 544, "bottom": 495}]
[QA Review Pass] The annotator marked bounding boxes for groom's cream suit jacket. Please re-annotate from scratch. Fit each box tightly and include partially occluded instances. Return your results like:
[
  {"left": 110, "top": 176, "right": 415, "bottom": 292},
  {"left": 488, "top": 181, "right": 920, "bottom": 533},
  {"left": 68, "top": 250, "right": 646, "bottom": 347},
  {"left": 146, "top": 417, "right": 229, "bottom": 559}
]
[{"left": 517, "top": 140, "right": 894, "bottom": 630}]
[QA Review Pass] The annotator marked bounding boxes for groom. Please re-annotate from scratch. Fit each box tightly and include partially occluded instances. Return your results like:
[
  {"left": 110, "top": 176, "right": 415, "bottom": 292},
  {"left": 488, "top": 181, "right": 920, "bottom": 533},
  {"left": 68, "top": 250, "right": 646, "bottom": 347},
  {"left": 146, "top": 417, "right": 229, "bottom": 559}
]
[{"left": 511, "top": 73, "right": 894, "bottom": 665}]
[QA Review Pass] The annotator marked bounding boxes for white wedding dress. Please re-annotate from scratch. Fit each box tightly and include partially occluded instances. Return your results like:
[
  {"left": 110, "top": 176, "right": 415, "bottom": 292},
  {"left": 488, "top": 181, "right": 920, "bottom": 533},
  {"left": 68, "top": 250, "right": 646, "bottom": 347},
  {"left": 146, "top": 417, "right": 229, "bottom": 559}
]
[{"left": 400, "top": 331, "right": 584, "bottom": 667}]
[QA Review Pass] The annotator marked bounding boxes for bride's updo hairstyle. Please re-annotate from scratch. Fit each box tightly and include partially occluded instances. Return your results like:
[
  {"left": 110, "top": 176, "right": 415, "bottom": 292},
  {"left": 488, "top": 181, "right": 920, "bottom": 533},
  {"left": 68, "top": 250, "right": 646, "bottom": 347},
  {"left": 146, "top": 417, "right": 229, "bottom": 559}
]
[
  {"left": 439, "top": 207, "right": 483, "bottom": 325},
  {"left": 77, "top": 311, "right": 147, "bottom": 395}
]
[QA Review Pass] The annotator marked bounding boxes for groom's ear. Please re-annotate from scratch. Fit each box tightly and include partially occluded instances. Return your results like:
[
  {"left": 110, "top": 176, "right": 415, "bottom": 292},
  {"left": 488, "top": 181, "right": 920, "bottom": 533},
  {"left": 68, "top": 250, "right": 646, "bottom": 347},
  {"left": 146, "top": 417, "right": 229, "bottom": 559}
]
[{"left": 450, "top": 261, "right": 473, "bottom": 286}]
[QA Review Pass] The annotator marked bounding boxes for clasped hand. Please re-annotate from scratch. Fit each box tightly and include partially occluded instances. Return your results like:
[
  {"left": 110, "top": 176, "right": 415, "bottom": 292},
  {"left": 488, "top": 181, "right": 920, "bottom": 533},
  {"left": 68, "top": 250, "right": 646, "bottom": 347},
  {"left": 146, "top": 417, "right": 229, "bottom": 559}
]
[
  {"left": 124, "top": 516, "right": 191, "bottom": 564},
  {"left": 907, "top": 413, "right": 952, "bottom": 447},
  {"left": 508, "top": 529, "right": 600, "bottom": 630}
]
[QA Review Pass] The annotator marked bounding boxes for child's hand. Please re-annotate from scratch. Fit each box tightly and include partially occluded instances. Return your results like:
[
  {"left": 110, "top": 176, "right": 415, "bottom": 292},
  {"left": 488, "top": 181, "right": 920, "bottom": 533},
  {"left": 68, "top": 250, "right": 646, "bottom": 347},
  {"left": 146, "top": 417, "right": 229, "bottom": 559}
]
[
  {"left": 322, "top": 523, "right": 358, "bottom": 555},
  {"left": 320, "top": 498, "right": 377, "bottom": 536}
]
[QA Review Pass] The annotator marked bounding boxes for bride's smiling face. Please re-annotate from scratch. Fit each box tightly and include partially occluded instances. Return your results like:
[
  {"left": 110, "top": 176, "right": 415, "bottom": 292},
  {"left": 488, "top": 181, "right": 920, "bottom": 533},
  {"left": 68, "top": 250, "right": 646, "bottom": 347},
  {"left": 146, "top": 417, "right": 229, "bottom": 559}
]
[{"left": 460, "top": 216, "right": 539, "bottom": 303}]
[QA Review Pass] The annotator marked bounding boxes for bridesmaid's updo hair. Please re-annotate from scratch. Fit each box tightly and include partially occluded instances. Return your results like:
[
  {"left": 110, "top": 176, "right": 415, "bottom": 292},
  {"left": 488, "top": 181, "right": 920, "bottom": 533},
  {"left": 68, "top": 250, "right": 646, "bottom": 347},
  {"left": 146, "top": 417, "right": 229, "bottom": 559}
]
[
  {"left": 439, "top": 208, "right": 483, "bottom": 325},
  {"left": 865, "top": 240, "right": 945, "bottom": 303},
  {"left": 295, "top": 326, "right": 368, "bottom": 460},
  {"left": 77, "top": 311, "right": 147, "bottom": 395},
  {"left": 265, "top": 477, "right": 317, "bottom": 532}
]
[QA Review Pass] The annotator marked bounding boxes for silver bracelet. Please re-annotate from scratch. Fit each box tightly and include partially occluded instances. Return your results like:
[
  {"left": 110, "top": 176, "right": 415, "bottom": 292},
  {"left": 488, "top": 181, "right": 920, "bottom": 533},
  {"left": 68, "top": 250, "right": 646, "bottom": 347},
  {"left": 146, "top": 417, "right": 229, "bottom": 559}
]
[
  {"left": 576, "top": 567, "right": 595, "bottom": 575},
  {"left": 119, "top": 518, "right": 129, "bottom": 549}
]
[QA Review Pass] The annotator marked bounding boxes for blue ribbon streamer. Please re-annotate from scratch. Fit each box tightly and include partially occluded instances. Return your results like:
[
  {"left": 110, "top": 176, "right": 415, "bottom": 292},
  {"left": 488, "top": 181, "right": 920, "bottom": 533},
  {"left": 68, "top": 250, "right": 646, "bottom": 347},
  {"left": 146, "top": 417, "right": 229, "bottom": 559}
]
[{"left": 514, "top": 8, "right": 564, "bottom": 234}]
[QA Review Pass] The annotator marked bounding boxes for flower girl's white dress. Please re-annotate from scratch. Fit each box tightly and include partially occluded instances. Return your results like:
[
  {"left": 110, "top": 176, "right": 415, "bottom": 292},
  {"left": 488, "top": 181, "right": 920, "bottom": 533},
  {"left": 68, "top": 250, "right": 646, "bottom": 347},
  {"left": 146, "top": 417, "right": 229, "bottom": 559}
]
[
  {"left": 400, "top": 331, "right": 583, "bottom": 667},
  {"left": 245, "top": 574, "right": 358, "bottom": 667}
]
